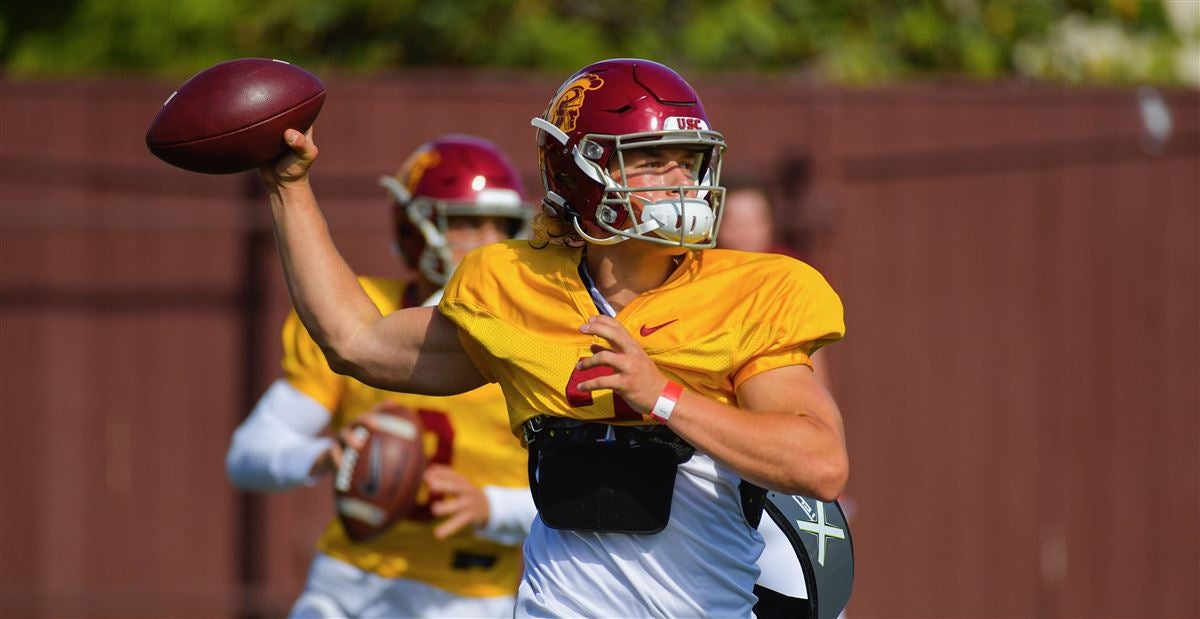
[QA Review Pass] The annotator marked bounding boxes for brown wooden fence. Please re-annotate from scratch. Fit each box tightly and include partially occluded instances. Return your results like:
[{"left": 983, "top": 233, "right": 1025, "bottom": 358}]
[{"left": 1, "top": 73, "right": 1196, "bottom": 618}]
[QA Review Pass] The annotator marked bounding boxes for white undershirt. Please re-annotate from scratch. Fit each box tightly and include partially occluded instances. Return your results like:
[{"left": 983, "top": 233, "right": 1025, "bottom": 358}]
[{"left": 518, "top": 453, "right": 764, "bottom": 617}]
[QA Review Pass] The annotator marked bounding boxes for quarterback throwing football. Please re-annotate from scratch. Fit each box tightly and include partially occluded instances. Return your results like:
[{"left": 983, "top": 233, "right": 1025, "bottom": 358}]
[{"left": 258, "top": 59, "right": 849, "bottom": 617}]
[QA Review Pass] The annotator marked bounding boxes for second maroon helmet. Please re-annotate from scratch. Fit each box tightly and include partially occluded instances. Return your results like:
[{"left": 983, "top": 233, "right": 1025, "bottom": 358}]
[
  {"left": 380, "top": 135, "right": 530, "bottom": 285},
  {"left": 532, "top": 58, "right": 727, "bottom": 248}
]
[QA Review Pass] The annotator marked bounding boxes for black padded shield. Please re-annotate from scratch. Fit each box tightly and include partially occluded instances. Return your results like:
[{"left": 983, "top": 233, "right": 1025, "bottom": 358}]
[{"left": 760, "top": 493, "right": 854, "bottom": 618}]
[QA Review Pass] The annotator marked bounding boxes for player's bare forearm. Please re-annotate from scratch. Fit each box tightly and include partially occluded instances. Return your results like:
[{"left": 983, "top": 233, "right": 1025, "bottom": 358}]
[
  {"left": 259, "top": 129, "right": 377, "bottom": 366},
  {"left": 268, "top": 179, "right": 380, "bottom": 358},
  {"left": 260, "top": 128, "right": 468, "bottom": 393},
  {"left": 670, "top": 365, "right": 849, "bottom": 500},
  {"left": 266, "top": 185, "right": 482, "bottom": 394}
]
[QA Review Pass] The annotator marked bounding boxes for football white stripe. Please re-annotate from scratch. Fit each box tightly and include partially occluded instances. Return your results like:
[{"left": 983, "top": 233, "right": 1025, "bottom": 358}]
[
  {"left": 373, "top": 414, "right": 418, "bottom": 439},
  {"left": 337, "top": 497, "right": 387, "bottom": 526}
]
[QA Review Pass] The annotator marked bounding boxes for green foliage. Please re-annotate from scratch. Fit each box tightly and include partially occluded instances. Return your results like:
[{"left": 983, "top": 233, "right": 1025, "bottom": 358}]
[{"left": 0, "top": 0, "right": 1192, "bottom": 85}]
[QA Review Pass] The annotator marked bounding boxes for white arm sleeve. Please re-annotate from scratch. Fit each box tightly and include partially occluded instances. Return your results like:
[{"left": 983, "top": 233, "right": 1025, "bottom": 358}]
[
  {"left": 225, "top": 379, "right": 335, "bottom": 492},
  {"left": 477, "top": 485, "right": 537, "bottom": 546}
]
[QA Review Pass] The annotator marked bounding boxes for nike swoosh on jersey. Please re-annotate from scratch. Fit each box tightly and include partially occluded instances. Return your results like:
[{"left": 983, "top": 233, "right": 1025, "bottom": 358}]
[{"left": 639, "top": 319, "right": 679, "bottom": 337}]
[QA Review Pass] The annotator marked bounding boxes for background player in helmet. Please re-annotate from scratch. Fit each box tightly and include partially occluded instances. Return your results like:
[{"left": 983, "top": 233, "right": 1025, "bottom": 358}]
[
  {"left": 256, "top": 59, "right": 849, "bottom": 617},
  {"left": 226, "top": 135, "right": 535, "bottom": 618}
]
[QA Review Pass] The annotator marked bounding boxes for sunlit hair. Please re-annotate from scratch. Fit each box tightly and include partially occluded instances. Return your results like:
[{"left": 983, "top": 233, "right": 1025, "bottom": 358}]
[{"left": 529, "top": 206, "right": 585, "bottom": 249}]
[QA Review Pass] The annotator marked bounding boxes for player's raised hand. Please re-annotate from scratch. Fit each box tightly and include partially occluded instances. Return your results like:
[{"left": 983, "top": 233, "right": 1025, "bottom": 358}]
[
  {"left": 576, "top": 315, "right": 668, "bottom": 415},
  {"left": 425, "top": 464, "right": 489, "bottom": 540},
  {"left": 259, "top": 126, "right": 318, "bottom": 188}
]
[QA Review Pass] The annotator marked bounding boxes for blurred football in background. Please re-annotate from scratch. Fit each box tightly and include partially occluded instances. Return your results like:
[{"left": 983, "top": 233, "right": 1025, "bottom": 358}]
[
  {"left": 145, "top": 57, "right": 325, "bottom": 174},
  {"left": 334, "top": 405, "right": 426, "bottom": 542}
]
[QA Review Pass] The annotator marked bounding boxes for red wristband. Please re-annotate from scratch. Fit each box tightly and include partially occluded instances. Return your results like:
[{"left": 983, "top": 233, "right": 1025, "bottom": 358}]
[{"left": 650, "top": 380, "right": 684, "bottom": 424}]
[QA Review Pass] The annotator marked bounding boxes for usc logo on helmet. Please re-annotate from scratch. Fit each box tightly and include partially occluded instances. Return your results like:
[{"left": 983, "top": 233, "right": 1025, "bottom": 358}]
[
  {"left": 548, "top": 74, "right": 604, "bottom": 134},
  {"left": 399, "top": 147, "right": 442, "bottom": 194}
]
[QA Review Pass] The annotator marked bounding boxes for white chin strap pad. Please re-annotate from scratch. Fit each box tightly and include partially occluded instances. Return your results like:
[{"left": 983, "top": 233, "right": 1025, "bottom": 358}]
[
  {"left": 641, "top": 198, "right": 715, "bottom": 244},
  {"left": 421, "top": 288, "right": 445, "bottom": 307}
]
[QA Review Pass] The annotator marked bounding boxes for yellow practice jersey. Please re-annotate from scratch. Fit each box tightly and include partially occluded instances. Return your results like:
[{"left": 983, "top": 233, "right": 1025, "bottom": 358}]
[
  {"left": 439, "top": 241, "right": 845, "bottom": 432},
  {"left": 282, "top": 276, "right": 528, "bottom": 598}
]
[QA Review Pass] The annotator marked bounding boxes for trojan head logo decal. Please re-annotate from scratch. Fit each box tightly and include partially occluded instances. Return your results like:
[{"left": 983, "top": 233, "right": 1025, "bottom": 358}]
[
  {"left": 397, "top": 146, "right": 441, "bottom": 193},
  {"left": 548, "top": 73, "right": 604, "bottom": 134}
]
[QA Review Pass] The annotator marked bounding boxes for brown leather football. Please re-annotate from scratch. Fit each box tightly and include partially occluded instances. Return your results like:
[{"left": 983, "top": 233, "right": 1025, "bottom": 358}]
[
  {"left": 334, "top": 405, "right": 426, "bottom": 542},
  {"left": 145, "top": 57, "right": 325, "bottom": 174}
]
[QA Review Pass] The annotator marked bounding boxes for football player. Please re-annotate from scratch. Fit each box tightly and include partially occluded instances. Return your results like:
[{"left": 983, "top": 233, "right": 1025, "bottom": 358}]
[
  {"left": 257, "top": 59, "right": 849, "bottom": 617},
  {"left": 226, "top": 136, "right": 536, "bottom": 618}
]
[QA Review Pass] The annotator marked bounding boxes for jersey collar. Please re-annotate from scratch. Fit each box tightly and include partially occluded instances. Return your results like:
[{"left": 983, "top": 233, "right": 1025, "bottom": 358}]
[{"left": 576, "top": 250, "right": 698, "bottom": 318}]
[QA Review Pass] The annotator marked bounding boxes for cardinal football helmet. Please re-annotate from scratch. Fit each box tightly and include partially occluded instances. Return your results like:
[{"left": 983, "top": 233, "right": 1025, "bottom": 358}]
[
  {"left": 532, "top": 58, "right": 727, "bottom": 248},
  {"left": 380, "top": 136, "right": 530, "bottom": 285}
]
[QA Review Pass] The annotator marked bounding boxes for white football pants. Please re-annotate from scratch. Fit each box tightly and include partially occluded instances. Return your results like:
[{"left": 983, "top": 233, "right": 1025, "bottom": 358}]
[{"left": 289, "top": 552, "right": 516, "bottom": 619}]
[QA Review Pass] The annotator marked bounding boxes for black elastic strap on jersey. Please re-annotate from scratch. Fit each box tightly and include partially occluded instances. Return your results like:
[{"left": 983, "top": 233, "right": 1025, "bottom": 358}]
[
  {"left": 740, "top": 480, "right": 768, "bottom": 528},
  {"left": 752, "top": 584, "right": 814, "bottom": 619}
]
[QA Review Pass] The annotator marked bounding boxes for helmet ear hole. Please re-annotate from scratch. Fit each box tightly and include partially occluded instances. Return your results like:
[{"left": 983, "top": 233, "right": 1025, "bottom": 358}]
[{"left": 554, "top": 173, "right": 579, "bottom": 192}]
